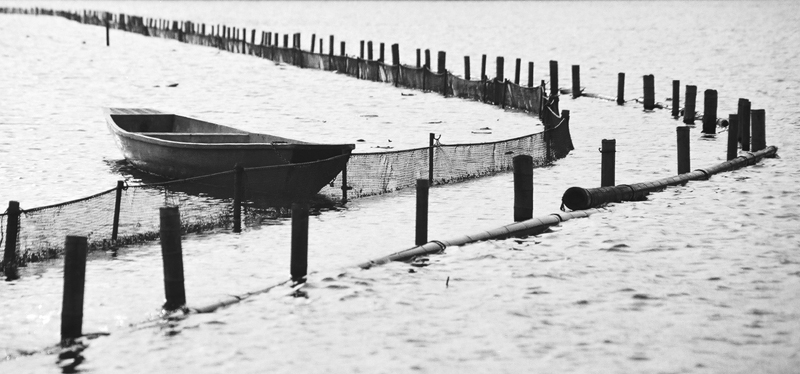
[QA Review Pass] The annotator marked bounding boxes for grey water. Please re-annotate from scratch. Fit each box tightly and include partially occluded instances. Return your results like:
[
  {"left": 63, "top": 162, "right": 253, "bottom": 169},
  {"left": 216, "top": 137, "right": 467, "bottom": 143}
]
[{"left": 1, "top": 1, "right": 799, "bottom": 373}]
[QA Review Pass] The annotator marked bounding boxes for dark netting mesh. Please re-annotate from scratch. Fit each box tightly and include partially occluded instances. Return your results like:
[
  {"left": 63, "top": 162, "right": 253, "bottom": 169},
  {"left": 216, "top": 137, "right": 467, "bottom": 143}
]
[
  {"left": 450, "top": 75, "right": 486, "bottom": 101},
  {"left": 318, "top": 114, "right": 572, "bottom": 199},
  {"left": 0, "top": 8, "right": 574, "bottom": 266},
  {"left": 399, "top": 65, "right": 425, "bottom": 90}
]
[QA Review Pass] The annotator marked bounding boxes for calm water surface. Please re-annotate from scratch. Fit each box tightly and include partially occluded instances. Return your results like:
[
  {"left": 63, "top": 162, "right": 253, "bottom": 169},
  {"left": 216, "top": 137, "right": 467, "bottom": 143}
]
[{"left": 1, "top": 1, "right": 799, "bottom": 373}]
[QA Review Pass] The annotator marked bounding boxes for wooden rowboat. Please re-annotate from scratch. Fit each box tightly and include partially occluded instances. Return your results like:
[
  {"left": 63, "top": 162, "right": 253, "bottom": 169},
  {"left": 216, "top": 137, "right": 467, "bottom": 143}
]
[{"left": 104, "top": 108, "right": 354, "bottom": 202}]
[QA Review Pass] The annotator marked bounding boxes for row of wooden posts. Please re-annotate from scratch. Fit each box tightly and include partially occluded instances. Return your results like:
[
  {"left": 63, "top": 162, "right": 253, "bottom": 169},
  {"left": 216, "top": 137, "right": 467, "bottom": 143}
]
[
  {"left": 598, "top": 111, "right": 768, "bottom": 188},
  {"left": 2, "top": 127, "right": 465, "bottom": 282},
  {"left": 53, "top": 155, "right": 535, "bottom": 341}
]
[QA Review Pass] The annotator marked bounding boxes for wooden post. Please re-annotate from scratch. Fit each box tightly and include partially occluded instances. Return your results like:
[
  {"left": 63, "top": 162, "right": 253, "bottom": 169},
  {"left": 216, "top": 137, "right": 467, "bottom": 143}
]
[
  {"left": 437, "top": 51, "right": 446, "bottom": 74},
  {"left": 617, "top": 72, "right": 625, "bottom": 105},
  {"left": 159, "top": 207, "right": 186, "bottom": 311},
  {"left": 428, "top": 133, "right": 435, "bottom": 183},
  {"left": 481, "top": 55, "right": 486, "bottom": 103},
  {"left": 677, "top": 126, "right": 690, "bottom": 174},
  {"left": 61, "top": 236, "right": 88, "bottom": 341},
  {"left": 671, "top": 80, "right": 680, "bottom": 118},
  {"left": 528, "top": 62, "right": 534, "bottom": 87},
  {"left": 702, "top": 89, "right": 718, "bottom": 134},
  {"left": 415, "top": 179, "right": 429, "bottom": 246},
  {"left": 329, "top": 35, "right": 334, "bottom": 56},
  {"left": 601, "top": 139, "right": 616, "bottom": 187},
  {"left": 514, "top": 58, "right": 521, "bottom": 85},
  {"left": 751, "top": 109, "right": 766, "bottom": 152},
  {"left": 572, "top": 65, "right": 580, "bottom": 98},
  {"left": 360, "top": 40, "right": 365, "bottom": 59},
  {"left": 496, "top": 57, "right": 504, "bottom": 106},
  {"left": 424, "top": 49, "right": 430, "bottom": 69},
  {"left": 251, "top": 29, "right": 256, "bottom": 52},
  {"left": 311, "top": 33, "right": 316, "bottom": 53},
  {"left": 3, "top": 201, "right": 20, "bottom": 281},
  {"left": 341, "top": 166, "right": 349, "bottom": 203},
  {"left": 727, "top": 114, "right": 739, "bottom": 161},
  {"left": 684, "top": 85, "right": 697, "bottom": 124},
  {"left": 105, "top": 18, "right": 110, "bottom": 46},
  {"left": 416, "top": 49, "right": 421, "bottom": 68},
  {"left": 643, "top": 74, "right": 655, "bottom": 110},
  {"left": 290, "top": 202, "right": 309, "bottom": 284},
  {"left": 340, "top": 41, "right": 345, "bottom": 56},
  {"left": 464, "top": 56, "right": 471, "bottom": 80},
  {"left": 392, "top": 44, "right": 400, "bottom": 65},
  {"left": 233, "top": 165, "right": 244, "bottom": 233},
  {"left": 379, "top": 43, "right": 385, "bottom": 62},
  {"left": 513, "top": 155, "right": 533, "bottom": 222},
  {"left": 283, "top": 34, "right": 288, "bottom": 48},
  {"left": 549, "top": 60, "right": 559, "bottom": 97},
  {"left": 496, "top": 56, "right": 504, "bottom": 81},
  {"left": 111, "top": 180, "right": 123, "bottom": 241},
  {"left": 738, "top": 98, "right": 751, "bottom": 151},
  {"left": 319, "top": 38, "right": 323, "bottom": 54}
]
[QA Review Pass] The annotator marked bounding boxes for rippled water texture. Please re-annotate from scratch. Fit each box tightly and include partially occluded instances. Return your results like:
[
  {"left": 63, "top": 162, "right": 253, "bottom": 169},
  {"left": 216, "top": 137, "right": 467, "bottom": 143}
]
[{"left": 1, "top": 1, "right": 799, "bottom": 373}]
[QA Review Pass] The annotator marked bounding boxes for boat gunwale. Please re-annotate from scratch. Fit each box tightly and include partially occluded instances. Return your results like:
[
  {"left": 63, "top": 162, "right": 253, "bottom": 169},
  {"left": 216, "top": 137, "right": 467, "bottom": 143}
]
[{"left": 103, "top": 108, "right": 355, "bottom": 151}]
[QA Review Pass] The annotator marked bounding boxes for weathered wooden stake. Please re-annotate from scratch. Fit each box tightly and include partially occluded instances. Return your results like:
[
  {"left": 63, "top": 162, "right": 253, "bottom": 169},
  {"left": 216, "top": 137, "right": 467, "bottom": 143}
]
[
  {"left": 319, "top": 38, "right": 323, "bottom": 54},
  {"left": 416, "top": 49, "right": 421, "bottom": 68},
  {"left": 751, "top": 109, "right": 766, "bottom": 152},
  {"left": 617, "top": 72, "right": 625, "bottom": 105},
  {"left": 311, "top": 33, "right": 316, "bottom": 53},
  {"left": 643, "top": 74, "right": 655, "bottom": 110},
  {"left": 601, "top": 139, "right": 616, "bottom": 187},
  {"left": 424, "top": 49, "right": 431, "bottom": 69},
  {"left": 677, "top": 126, "right": 690, "bottom": 174},
  {"left": 379, "top": 43, "right": 385, "bottom": 62},
  {"left": 480, "top": 54, "right": 487, "bottom": 79},
  {"left": 572, "top": 65, "right": 581, "bottom": 98},
  {"left": 549, "top": 60, "right": 559, "bottom": 97},
  {"left": 105, "top": 18, "right": 110, "bottom": 46},
  {"left": 727, "top": 114, "right": 739, "bottom": 161},
  {"left": 496, "top": 56, "right": 504, "bottom": 81},
  {"left": 672, "top": 80, "right": 680, "bottom": 118},
  {"left": 514, "top": 58, "right": 521, "bottom": 85},
  {"left": 437, "top": 51, "right": 446, "bottom": 74},
  {"left": 428, "top": 133, "right": 435, "bottom": 183},
  {"left": 360, "top": 40, "right": 365, "bottom": 59},
  {"left": 329, "top": 35, "right": 334, "bottom": 56},
  {"left": 283, "top": 34, "right": 288, "bottom": 48},
  {"left": 528, "top": 62, "right": 534, "bottom": 88},
  {"left": 341, "top": 166, "right": 349, "bottom": 203},
  {"left": 513, "top": 155, "right": 533, "bottom": 222},
  {"left": 684, "top": 85, "right": 697, "bottom": 124},
  {"left": 702, "top": 89, "right": 718, "bottom": 134},
  {"left": 61, "top": 235, "right": 88, "bottom": 341},
  {"left": 233, "top": 165, "right": 244, "bottom": 233},
  {"left": 3, "top": 201, "right": 20, "bottom": 280},
  {"left": 738, "top": 98, "right": 751, "bottom": 151},
  {"left": 160, "top": 207, "right": 186, "bottom": 311},
  {"left": 340, "top": 41, "right": 345, "bottom": 56},
  {"left": 415, "top": 179, "right": 430, "bottom": 246},
  {"left": 111, "top": 180, "right": 123, "bottom": 241},
  {"left": 290, "top": 202, "right": 309, "bottom": 283}
]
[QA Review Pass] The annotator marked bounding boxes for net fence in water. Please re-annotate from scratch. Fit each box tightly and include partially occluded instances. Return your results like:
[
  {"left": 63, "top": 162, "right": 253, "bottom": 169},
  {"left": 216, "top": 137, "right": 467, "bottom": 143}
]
[{"left": 0, "top": 7, "right": 573, "bottom": 268}]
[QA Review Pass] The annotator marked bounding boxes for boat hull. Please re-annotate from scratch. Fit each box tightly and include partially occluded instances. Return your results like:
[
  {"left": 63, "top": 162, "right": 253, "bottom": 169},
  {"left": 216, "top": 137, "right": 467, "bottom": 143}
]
[{"left": 104, "top": 108, "right": 354, "bottom": 203}]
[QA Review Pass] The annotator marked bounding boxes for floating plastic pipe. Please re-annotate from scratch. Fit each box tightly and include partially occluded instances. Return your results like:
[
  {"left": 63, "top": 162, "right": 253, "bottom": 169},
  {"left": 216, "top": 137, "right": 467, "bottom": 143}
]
[
  {"left": 357, "top": 209, "right": 602, "bottom": 269},
  {"left": 561, "top": 146, "right": 778, "bottom": 211}
]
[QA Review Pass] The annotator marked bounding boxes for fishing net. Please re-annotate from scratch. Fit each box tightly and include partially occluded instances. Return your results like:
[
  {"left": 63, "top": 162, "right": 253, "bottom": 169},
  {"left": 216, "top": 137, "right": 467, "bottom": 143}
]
[{"left": 0, "top": 8, "right": 574, "bottom": 268}]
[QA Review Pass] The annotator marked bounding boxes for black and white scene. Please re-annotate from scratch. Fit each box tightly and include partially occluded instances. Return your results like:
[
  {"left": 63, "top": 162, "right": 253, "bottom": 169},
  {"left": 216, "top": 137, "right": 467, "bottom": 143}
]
[{"left": 1, "top": 0, "right": 798, "bottom": 372}]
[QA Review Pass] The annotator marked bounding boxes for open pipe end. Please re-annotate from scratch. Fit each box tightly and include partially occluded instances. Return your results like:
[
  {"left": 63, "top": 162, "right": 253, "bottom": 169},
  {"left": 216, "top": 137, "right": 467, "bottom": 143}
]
[{"left": 562, "top": 186, "right": 592, "bottom": 211}]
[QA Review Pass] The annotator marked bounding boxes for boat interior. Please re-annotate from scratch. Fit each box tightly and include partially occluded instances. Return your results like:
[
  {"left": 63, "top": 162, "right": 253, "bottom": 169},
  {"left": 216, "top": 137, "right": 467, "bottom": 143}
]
[{"left": 111, "top": 114, "right": 298, "bottom": 144}]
